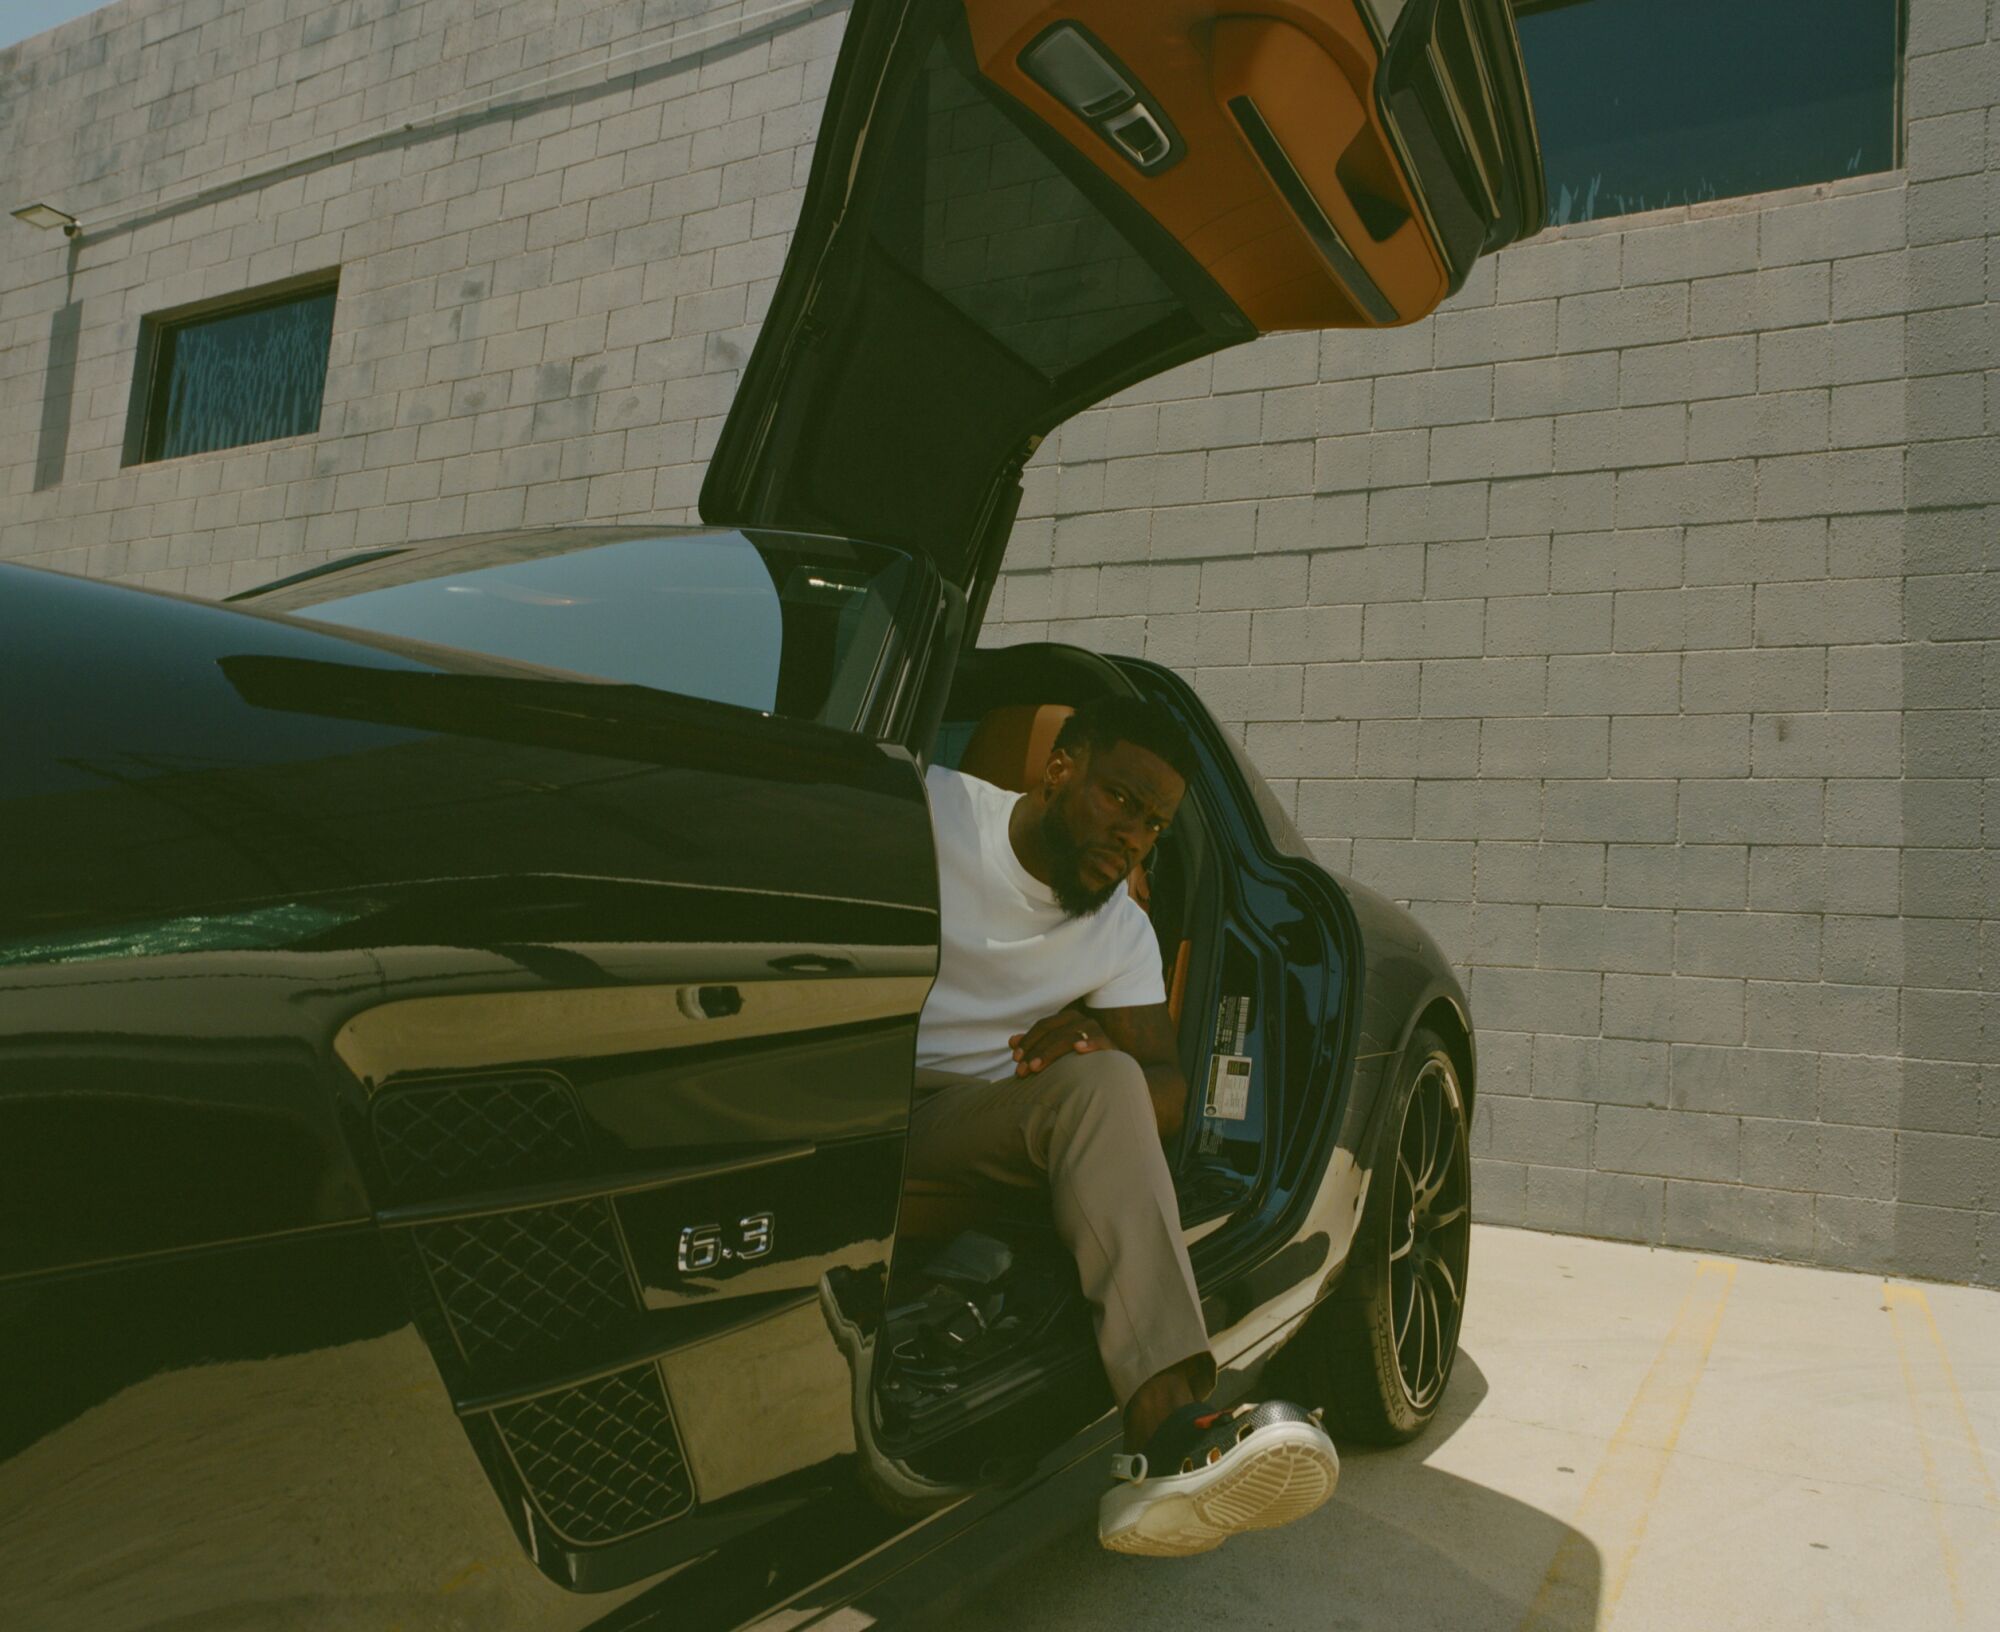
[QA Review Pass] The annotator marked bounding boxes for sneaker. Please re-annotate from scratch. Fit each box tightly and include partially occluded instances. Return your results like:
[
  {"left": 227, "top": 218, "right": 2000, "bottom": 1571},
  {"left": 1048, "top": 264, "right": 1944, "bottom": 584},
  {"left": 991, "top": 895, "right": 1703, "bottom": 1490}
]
[{"left": 1098, "top": 1400, "right": 1339, "bottom": 1557}]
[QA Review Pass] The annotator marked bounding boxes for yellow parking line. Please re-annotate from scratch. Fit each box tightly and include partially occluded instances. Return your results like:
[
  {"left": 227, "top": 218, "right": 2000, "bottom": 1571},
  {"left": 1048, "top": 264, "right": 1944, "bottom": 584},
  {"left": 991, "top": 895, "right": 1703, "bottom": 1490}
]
[
  {"left": 1884, "top": 1281, "right": 2000, "bottom": 1628},
  {"left": 1518, "top": 1259, "right": 1736, "bottom": 1632}
]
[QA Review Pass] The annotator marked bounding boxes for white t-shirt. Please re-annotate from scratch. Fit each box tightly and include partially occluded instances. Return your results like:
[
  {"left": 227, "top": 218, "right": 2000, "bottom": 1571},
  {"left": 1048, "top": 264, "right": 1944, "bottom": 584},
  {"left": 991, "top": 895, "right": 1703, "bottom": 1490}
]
[{"left": 916, "top": 765, "right": 1166, "bottom": 1081}]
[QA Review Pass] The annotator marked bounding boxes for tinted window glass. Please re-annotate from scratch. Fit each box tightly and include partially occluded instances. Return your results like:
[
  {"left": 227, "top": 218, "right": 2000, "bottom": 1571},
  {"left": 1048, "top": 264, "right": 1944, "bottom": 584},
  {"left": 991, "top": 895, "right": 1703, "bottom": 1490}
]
[
  {"left": 138, "top": 285, "right": 338, "bottom": 462},
  {"left": 255, "top": 531, "right": 920, "bottom": 732},
  {"left": 877, "top": 41, "right": 1184, "bottom": 381},
  {"left": 1516, "top": 0, "right": 1901, "bottom": 225}
]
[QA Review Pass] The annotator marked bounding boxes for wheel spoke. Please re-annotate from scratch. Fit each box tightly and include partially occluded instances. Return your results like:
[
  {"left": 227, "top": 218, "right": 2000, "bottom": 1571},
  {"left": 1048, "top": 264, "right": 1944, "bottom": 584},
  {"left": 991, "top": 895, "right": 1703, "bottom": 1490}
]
[
  {"left": 1426, "top": 1200, "right": 1469, "bottom": 1231},
  {"left": 1427, "top": 1252, "right": 1461, "bottom": 1316},
  {"left": 1422, "top": 1097, "right": 1458, "bottom": 1201},
  {"left": 1390, "top": 1235, "right": 1415, "bottom": 1262}
]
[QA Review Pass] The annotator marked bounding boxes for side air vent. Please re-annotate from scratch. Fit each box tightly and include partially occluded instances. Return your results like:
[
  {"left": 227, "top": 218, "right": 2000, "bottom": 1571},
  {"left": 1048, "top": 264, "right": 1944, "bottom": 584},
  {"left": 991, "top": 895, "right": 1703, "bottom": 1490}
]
[
  {"left": 368, "top": 1071, "right": 695, "bottom": 1556},
  {"left": 494, "top": 1365, "right": 697, "bottom": 1543},
  {"left": 372, "top": 1071, "right": 588, "bottom": 1199},
  {"left": 1226, "top": 95, "right": 1399, "bottom": 325}
]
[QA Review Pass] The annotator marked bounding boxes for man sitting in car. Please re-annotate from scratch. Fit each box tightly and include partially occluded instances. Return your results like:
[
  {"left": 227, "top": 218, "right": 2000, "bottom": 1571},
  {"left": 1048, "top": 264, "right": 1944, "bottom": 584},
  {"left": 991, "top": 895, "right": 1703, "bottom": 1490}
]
[{"left": 908, "top": 693, "right": 1339, "bottom": 1556}]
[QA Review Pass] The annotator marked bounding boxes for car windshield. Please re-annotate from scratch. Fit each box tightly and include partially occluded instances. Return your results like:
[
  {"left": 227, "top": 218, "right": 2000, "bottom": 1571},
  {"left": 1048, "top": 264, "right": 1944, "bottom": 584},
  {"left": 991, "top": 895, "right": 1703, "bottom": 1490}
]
[{"left": 247, "top": 528, "right": 923, "bottom": 733}]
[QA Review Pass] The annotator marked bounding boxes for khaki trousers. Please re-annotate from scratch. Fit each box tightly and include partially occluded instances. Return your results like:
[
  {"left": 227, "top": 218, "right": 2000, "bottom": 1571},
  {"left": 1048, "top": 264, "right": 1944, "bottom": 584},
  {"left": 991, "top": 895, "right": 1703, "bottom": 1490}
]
[{"left": 906, "top": 1049, "right": 1217, "bottom": 1407}]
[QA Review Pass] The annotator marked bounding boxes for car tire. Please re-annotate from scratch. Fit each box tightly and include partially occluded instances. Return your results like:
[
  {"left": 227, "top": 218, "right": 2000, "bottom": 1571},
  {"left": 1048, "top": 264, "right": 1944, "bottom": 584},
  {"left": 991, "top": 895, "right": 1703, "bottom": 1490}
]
[{"left": 1292, "top": 1027, "right": 1471, "bottom": 1445}]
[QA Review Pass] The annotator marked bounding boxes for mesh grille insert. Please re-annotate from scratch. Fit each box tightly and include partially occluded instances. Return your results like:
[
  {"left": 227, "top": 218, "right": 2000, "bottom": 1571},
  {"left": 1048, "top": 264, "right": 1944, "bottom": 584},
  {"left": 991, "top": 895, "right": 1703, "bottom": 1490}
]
[
  {"left": 373, "top": 1074, "right": 587, "bottom": 1198},
  {"left": 417, "top": 1199, "right": 633, "bottom": 1364},
  {"left": 495, "top": 1365, "right": 695, "bottom": 1543}
]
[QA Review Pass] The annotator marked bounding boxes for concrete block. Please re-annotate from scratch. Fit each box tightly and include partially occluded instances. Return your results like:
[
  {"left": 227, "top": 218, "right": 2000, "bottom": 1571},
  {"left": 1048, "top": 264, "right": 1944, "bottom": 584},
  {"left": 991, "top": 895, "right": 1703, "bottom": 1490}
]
[
  {"left": 1547, "top": 653, "right": 1680, "bottom": 716},
  {"left": 1675, "top": 911, "right": 1822, "bottom": 981},
  {"left": 1372, "top": 365, "right": 1493, "bottom": 430},
  {"left": 1752, "top": 713, "right": 1903, "bottom": 778},
  {"left": 1754, "top": 579, "right": 1903, "bottom": 647},
  {"left": 1614, "top": 460, "right": 1757, "bottom": 529},
  {"left": 1553, "top": 404, "right": 1686, "bottom": 472},
  {"left": 1413, "top": 778, "right": 1542, "bottom": 840},
  {"left": 1304, "top": 660, "right": 1421, "bottom": 719},
  {"left": 1683, "top": 518, "right": 1828, "bottom": 586},
  {"left": 1539, "top": 905, "right": 1675, "bottom": 974},
  {"left": 1248, "top": 604, "right": 1362, "bottom": 665},
  {"left": 1475, "top": 842, "right": 1606, "bottom": 906},
  {"left": 1431, "top": 416, "right": 1553, "bottom": 481},
  {"left": 1484, "top": 592, "right": 1613, "bottom": 655},
  {"left": 1362, "top": 598, "right": 1485, "bottom": 659},
  {"left": 1294, "top": 778, "right": 1415, "bottom": 840},
  {"left": 1603, "top": 974, "right": 1746, "bottom": 1046},
  {"left": 1490, "top": 472, "right": 1615, "bottom": 535},
  {"left": 1597, "top": 1105, "right": 1739, "bottom": 1181},
  {"left": 1621, "top": 213, "right": 1759, "bottom": 286},
  {"left": 1365, "top": 481, "right": 1491, "bottom": 546},
  {"left": 1887, "top": 1203, "right": 1983, "bottom": 1285},
  {"left": 1191, "top": 663, "right": 1302, "bottom": 721},
  {"left": 1612, "top": 715, "right": 1751, "bottom": 778},
  {"left": 1901, "top": 1059, "right": 1985, "bottom": 1136},
  {"left": 1480, "top": 717, "right": 1611, "bottom": 779},
  {"left": 1747, "top": 981, "right": 1901, "bottom": 1055},
  {"left": 1663, "top": 1179, "right": 1815, "bottom": 1257},
  {"left": 1356, "top": 718, "right": 1482, "bottom": 778},
  {"left": 1549, "top": 528, "right": 1683, "bottom": 592},
  {"left": 1544, "top": 780, "right": 1677, "bottom": 845},
  {"left": 1426, "top": 535, "right": 1551, "bottom": 599},
  {"left": 1496, "top": 232, "right": 1621, "bottom": 301},
  {"left": 1481, "top": 1092, "right": 1594, "bottom": 1167},
  {"left": 1682, "top": 648, "right": 1826, "bottom": 713},
  {"left": 1434, "top": 299, "right": 1557, "bottom": 365},
  {"left": 1585, "top": 1169, "right": 1666, "bottom": 1241},
  {"left": 1897, "top": 1130, "right": 2000, "bottom": 1210},
  {"left": 1687, "top": 390, "right": 1829, "bottom": 462},
  {"left": 1520, "top": 1163, "right": 1591, "bottom": 1231},
  {"left": 1557, "top": 285, "right": 1689, "bottom": 353},
  {"left": 1613, "top": 586, "right": 1753, "bottom": 653},
  {"left": 1823, "top": 914, "right": 1904, "bottom": 986},
  {"left": 1309, "top": 544, "right": 1426, "bottom": 604},
  {"left": 1242, "top": 721, "right": 1359, "bottom": 780},
  {"left": 1418, "top": 657, "right": 1547, "bottom": 717},
  {"left": 1758, "top": 186, "right": 1905, "bottom": 266},
  {"left": 1532, "top": 1033, "right": 1670, "bottom": 1108},
  {"left": 1494, "top": 352, "right": 1620, "bottom": 417},
  {"left": 1618, "top": 336, "right": 1758, "bottom": 407},
  {"left": 1669, "top": 1044, "right": 1817, "bottom": 1119},
  {"left": 1692, "top": 265, "right": 1831, "bottom": 336},
  {"left": 1471, "top": 966, "right": 1604, "bottom": 1036},
  {"left": 1351, "top": 837, "right": 1475, "bottom": 901}
]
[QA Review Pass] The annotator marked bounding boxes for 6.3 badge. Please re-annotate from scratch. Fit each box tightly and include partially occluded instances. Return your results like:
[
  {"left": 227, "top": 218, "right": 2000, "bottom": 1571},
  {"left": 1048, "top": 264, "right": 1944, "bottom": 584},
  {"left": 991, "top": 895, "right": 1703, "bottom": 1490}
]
[{"left": 677, "top": 1212, "right": 774, "bottom": 1271}]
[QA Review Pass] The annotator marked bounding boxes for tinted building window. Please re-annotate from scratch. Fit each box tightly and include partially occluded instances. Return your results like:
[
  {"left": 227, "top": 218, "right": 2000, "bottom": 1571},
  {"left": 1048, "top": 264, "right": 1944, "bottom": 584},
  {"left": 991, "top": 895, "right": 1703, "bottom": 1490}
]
[
  {"left": 1515, "top": 0, "right": 1902, "bottom": 225},
  {"left": 130, "top": 281, "right": 337, "bottom": 463}
]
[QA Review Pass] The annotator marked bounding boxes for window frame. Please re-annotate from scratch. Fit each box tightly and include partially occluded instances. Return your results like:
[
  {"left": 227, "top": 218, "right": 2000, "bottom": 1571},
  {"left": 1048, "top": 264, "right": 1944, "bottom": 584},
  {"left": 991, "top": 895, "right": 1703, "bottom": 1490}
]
[{"left": 123, "top": 270, "right": 341, "bottom": 467}]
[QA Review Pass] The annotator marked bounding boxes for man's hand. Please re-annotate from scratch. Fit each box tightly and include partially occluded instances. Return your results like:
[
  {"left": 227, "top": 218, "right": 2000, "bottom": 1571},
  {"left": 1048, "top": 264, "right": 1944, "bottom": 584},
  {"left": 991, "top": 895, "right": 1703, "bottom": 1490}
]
[
  {"left": 1010, "top": 1001, "right": 1189, "bottom": 1140},
  {"left": 1010, "top": 1007, "right": 1107, "bottom": 1076}
]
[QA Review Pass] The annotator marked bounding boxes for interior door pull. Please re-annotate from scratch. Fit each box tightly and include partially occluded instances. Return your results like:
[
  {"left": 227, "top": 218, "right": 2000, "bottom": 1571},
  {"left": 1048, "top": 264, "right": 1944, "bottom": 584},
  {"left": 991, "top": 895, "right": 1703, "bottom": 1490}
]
[{"left": 1103, "top": 104, "right": 1171, "bottom": 168}]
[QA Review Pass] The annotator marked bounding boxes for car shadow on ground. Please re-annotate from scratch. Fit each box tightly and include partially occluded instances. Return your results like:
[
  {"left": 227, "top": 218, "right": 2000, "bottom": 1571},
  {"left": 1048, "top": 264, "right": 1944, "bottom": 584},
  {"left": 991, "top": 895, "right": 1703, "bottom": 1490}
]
[{"left": 895, "top": 1352, "right": 1603, "bottom": 1632}]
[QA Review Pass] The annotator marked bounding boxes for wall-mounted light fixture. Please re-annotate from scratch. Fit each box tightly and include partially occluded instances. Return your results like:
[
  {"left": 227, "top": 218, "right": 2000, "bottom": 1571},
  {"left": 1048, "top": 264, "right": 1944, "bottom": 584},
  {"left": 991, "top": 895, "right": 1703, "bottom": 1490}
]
[{"left": 12, "top": 203, "right": 80, "bottom": 236}]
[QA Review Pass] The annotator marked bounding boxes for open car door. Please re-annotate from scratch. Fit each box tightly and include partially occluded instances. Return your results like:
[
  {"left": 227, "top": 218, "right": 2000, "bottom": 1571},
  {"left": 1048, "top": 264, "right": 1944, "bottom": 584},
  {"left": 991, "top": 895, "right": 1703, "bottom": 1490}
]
[{"left": 701, "top": 0, "right": 1545, "bottom": 632}]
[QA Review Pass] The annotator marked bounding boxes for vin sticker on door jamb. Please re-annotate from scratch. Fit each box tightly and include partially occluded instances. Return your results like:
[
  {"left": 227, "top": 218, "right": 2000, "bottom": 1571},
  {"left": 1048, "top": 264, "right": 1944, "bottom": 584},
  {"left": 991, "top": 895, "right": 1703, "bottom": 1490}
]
[{"left": 1204, "top": 1053, "right": 1252, "bottom": 1121}]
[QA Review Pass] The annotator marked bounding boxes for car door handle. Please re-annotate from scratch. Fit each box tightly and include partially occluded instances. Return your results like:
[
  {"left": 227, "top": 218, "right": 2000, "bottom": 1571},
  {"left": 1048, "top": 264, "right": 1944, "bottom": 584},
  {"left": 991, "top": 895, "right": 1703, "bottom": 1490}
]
[
  {"left": 768, "top": 953, "right": 854, "bottom": 973},
  {"left": 1103, "top": 103, "right": 1171, "bottom": 169}
]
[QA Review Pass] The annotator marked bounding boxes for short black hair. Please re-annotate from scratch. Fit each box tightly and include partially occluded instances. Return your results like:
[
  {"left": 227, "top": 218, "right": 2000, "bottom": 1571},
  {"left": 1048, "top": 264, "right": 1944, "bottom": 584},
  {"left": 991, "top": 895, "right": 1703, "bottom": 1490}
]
[{"left": 1053, "top": 694, "right": 1198, "bottom": 785}]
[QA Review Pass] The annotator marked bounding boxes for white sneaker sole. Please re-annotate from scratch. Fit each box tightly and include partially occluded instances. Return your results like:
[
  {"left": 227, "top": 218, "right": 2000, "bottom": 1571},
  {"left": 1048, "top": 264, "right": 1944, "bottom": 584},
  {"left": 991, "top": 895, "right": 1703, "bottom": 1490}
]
[{"left": 1098, "top": 1420, "right": 1340, "bottom": 1557}]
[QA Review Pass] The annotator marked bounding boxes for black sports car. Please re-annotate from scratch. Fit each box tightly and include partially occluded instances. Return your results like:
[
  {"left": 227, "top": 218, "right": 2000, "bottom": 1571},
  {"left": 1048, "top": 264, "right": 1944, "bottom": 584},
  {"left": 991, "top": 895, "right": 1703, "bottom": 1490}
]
[{"left": 0, "top": 2, "right": 1542, "bottom": 1627}]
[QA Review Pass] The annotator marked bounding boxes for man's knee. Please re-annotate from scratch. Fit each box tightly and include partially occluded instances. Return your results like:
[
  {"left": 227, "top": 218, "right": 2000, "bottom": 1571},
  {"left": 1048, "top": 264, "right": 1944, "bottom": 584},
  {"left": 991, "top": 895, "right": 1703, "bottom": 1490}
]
[{"left": 1051, "top": 1048, "right": 1154, "bottom": 1128}]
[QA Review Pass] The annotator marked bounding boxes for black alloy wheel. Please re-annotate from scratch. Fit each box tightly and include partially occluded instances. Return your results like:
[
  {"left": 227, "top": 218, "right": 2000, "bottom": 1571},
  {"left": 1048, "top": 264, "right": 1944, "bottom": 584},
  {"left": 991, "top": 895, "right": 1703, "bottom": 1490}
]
[
  {"left": 1283, "top": 1026, "right": 1472, "bottom": 1444},
  {"left": 1386, "top": 1052, "right": 1470, "bottom": 1414}
]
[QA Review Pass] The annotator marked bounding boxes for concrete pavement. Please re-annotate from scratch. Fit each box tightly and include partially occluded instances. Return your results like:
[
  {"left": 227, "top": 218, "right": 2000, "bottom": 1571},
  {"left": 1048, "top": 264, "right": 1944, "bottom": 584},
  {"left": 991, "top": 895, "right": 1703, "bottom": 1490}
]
[{"left": 914, "top": 1224, "right": 2000, "bottom": 1632}]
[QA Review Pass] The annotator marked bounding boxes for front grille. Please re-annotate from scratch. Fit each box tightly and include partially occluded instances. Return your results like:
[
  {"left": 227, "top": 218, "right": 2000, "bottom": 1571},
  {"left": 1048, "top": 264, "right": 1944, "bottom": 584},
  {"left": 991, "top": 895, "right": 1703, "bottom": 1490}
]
[
  {"left": 416, "top": 1199, "right": 633, "bottom": 1365},
  {"left": 373, "top": 1073, "right": 587, "bottom": 1199},
  {"left": 495, "top": 1365, "right": 695, "bottom": 1543}
]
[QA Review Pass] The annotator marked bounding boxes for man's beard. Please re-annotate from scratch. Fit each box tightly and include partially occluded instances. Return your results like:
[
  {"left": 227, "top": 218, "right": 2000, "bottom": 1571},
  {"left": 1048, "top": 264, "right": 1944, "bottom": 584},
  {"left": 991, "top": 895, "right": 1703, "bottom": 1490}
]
[{"left": 1038, "top": 797, "right": 1123, "bottom": 919}]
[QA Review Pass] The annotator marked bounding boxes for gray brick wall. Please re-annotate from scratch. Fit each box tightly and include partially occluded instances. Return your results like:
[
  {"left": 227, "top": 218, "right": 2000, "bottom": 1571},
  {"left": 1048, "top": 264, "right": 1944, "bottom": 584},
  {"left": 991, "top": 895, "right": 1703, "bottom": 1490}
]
[{"left": 2, "top": 0, "right": 1995, "bottom": 1282}]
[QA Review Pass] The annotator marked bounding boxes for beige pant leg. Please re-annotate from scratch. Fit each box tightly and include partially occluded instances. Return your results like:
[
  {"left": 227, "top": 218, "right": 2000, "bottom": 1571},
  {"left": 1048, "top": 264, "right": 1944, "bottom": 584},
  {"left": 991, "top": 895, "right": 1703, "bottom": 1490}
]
[{"left": 906, "top": 1050, "right": 1217, "bottom": 1407}]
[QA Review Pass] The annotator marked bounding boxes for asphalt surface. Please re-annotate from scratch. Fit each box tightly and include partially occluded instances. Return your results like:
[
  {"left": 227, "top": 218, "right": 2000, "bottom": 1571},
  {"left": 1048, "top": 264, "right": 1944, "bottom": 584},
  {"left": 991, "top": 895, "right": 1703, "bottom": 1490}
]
[{"left": 907, "top": 1224, "right": 2000, "bottom": 1632}]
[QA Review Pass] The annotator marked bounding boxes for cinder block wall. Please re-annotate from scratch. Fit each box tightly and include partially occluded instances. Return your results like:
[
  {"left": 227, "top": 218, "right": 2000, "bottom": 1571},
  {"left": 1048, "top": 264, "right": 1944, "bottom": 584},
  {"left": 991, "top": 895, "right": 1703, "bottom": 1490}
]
[{"left": 2, "top": 0, "right": 1995, "bottom": 1281}]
